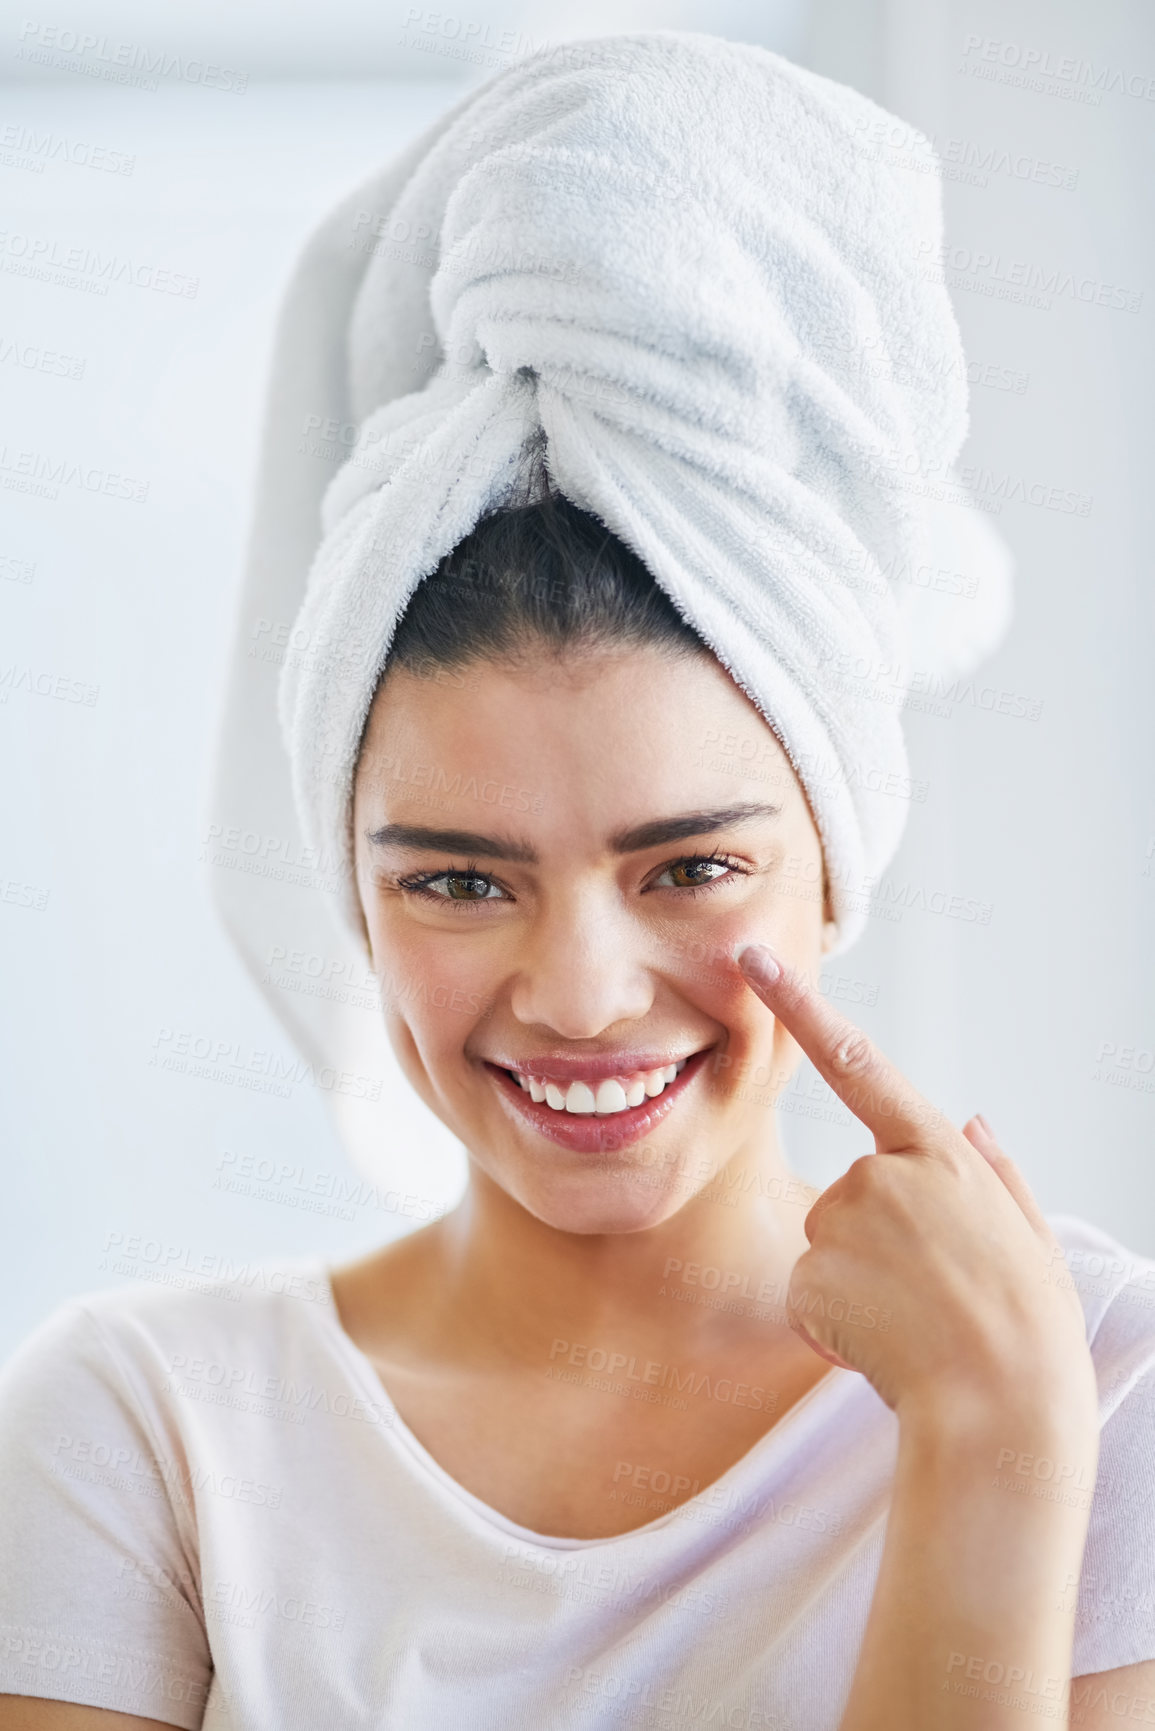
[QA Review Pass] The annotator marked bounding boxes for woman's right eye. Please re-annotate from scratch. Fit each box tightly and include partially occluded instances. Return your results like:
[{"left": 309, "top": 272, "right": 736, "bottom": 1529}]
[{"left": 397, "top": 870, "right": 507, "bottom": 904}]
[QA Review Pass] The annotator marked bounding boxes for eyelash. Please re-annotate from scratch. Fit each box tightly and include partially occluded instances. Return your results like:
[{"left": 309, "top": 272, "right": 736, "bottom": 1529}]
[{"left": 393, "top": 850, "right": 749, "bottom": 909}]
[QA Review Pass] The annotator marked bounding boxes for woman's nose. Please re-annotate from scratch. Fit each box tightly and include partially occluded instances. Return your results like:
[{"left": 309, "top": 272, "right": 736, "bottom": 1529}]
[{"left": 507, "top": 893, "right": 654, "bottom": 1038}]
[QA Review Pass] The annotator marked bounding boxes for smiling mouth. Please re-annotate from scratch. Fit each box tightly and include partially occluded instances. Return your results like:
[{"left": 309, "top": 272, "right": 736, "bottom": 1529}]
[
  {"left": 483, "top": 1048, "right": 713, "bottom": 1153},
  {"left": 506, "top": 1058, "right": 688, "bottom": 1116}
]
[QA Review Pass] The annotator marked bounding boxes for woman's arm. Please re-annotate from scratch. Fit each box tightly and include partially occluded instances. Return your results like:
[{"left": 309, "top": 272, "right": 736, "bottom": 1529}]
[
  {"left": 1070, "top": 1662, "right": 1155, "bottom": 1728},
  {"left": 0, "top": 1702, "right": 178, "bottom": 1729},
  {"left": 736, "top": 944, "right": 1106, "bottom": 1730},
  {"left": 840, "top": 1394, "right": 1098, "bottom": 1727}
]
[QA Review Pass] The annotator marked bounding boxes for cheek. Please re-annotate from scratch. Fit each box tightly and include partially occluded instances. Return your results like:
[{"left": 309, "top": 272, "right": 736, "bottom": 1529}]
[
  {"left": 651, "top": 868, "right": 824, "bottom": 996},
  {"left": 364, "top": 903, "right": 502, "bottom": 1054},
  {"left": 650, "top": 878, "right": 822, "bottom": 1094}
]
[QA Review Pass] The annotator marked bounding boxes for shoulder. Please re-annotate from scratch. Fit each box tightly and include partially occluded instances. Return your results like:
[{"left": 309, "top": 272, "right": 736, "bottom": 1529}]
[
  {"left": 0, "top": 1255, "right": 335, "bottom": 1421},
  {"left": 1045, "top": 1212, "right": 1155, "bottom": 1422},
  {"left": 1045, "top": 1217, "right": 1155, "bottom": 1675}
]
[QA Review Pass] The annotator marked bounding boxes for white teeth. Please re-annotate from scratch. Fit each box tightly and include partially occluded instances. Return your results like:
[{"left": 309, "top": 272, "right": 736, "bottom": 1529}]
[
  {"left": 509, "top": 1057, "right": 695, "bottom": 1117},
  {"left": 594, "top": 1079, "right": 629, "bottom": 1115}
]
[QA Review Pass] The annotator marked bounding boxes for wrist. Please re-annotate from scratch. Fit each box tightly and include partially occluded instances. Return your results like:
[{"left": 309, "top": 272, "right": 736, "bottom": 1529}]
[
  {"left": 886, "top": 1398, "right": 1100, "bottom": 1601},
  {"left": 896, "top": 1373, "right": 1100, "bottom": 1466}
]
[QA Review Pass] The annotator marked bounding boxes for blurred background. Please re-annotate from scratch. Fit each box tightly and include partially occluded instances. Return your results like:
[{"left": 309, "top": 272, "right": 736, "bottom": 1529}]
[{"left": 1, "top": 0, "right": 1152, "bottom": 1358}]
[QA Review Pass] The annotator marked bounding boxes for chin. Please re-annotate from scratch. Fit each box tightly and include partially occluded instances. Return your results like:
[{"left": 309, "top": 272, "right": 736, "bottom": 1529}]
[{"left": 481, "top": 1140, "right": 718, "bottom": 1236}]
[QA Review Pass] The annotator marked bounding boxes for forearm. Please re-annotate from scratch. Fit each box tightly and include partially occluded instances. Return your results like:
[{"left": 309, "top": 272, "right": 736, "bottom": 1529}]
[{"left": 838, "top": 1397, "right": 1100, "bottom": 1730}]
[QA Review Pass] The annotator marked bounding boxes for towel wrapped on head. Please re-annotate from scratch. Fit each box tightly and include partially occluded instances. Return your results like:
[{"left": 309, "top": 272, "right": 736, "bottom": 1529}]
[{"left": 275, "top": 28, "right": 1012, "bottom": 958}]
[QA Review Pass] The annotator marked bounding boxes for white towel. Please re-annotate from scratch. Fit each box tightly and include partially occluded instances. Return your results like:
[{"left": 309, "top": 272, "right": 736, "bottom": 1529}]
[
  {"left": 208, "top": 30, "right": 1012, "bottom": 1180},
  {"left": 276, "top": 28, "right": 1011, "bottom": 953}
]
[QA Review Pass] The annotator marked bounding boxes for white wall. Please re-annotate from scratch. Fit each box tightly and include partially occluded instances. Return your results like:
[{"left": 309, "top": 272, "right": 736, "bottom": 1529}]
[
  {"left": 0, "top": 76, "right": 475, "bottom": 1357},
  {"left": 1, "top": 0, "right": 1151, "bottom": 1361}
]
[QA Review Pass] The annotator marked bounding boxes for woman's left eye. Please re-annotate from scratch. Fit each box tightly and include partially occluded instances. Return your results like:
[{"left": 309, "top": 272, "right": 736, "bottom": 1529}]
[{"left": 652, "top": 854, "right": 744, "bottom": 892}]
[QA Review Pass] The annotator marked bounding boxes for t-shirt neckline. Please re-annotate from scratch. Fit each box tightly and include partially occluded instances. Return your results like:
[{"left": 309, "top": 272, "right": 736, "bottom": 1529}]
[{"left": 304, "top": 1254, "right": 852, "bottom": 1552}]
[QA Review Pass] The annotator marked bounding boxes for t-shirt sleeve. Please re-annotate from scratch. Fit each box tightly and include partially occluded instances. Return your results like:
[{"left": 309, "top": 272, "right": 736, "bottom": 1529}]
[
  {"left": 0, "top": 1298, "right": 213, "bottom": 1727},
  {"left": 1071, "top": 1243, "right": 1155, "bottom": 1678}
]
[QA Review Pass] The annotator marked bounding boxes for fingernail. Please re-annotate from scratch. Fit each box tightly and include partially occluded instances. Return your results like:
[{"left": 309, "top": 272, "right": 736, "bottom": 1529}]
[
  {"left": 975, "top": 1112, "right": 994, "bottom": 1139},
  {"left": 738, "top": 943, "right": 781, "bottom": 986}
]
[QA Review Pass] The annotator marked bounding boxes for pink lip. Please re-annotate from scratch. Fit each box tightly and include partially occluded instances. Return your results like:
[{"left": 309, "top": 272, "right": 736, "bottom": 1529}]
[{"left": 484, "top": 1048, "right": 712, "bottom": 1154}]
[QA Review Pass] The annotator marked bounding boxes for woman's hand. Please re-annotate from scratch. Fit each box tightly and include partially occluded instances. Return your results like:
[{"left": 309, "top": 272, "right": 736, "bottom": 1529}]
[{"left": 737, "top": 942, "right": 1098, "bottom": 1437}]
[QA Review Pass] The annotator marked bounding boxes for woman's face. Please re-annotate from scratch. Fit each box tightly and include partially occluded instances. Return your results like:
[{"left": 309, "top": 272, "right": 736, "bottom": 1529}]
[{"left": 353, "top": 643, "right": 836, "bottom": 1234}]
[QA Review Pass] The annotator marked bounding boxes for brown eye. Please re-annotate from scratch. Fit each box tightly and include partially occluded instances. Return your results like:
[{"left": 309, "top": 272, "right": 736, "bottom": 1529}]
[
  {"left": 656, "top": 857, "right": 736, "bottom": 890},
  {"left": 395, "top": 869, "right": 507, "bottom": 905},
  {"left": 441, "top": 873, "right": 497, "bottom": 901}
]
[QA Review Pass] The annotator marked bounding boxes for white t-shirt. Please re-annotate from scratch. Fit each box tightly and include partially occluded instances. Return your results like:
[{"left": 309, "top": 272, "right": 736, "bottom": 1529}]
[{"left": 1, "top": 1212, "right": 1153, "bottom": 1730}]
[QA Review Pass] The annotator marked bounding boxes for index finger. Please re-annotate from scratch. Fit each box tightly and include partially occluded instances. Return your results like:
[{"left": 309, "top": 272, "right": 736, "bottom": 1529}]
[{"left": 736, "top": 942, "right": 948, "bottom": 1152}]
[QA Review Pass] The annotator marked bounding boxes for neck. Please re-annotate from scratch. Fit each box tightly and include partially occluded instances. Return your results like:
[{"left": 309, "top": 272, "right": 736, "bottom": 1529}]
[{"left": 415, "top": 1121, "right": 818, "bottom": 1372}]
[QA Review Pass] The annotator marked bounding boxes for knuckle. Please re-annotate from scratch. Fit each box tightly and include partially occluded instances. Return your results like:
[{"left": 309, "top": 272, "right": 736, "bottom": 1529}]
[
  {"left": 841, "top": 1152, "right": 894, "bottom": 1201},
  {"left": 845, "top": 1153, "right": 877, "bottom": 1188},
  {"left": 803, "top": 1193, "right": 833, "bottom": 1237},
  {"left": 788, "top": 1245, "right": 817, "bottom": 1287},
  {"left": 846, "top": 1151, "right": 916, "bottom": 1206},
  {"left": 787, "top": 1251, "right": 825, "bottom": 1308},
  {"left": 804, "top": 1182, "right": 853, "bottom": 1244},
  {"left": 828, "top": 1029, "right": 875, "bottom": 1079}
]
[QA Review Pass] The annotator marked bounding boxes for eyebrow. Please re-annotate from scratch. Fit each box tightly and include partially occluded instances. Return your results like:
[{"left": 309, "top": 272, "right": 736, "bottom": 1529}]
[{"left": 365, "top": 803, "right": 783, "bottom": 863}]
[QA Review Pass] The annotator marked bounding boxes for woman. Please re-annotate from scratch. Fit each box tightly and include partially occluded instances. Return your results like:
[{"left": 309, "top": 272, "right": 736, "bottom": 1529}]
[{"left": 1, "top": 30, "right": 1153, "bottom": 1731}]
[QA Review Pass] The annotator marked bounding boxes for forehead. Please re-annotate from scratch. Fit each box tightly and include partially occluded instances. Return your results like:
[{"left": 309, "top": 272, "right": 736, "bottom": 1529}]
[{"left": 354, "top": 647, "right": 804, "bottom": 832}]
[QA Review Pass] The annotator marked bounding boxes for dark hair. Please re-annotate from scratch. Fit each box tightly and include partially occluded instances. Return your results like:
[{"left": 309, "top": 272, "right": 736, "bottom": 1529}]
[{"left": 383, "top": 432, "right": 710, "bottom": 678}]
